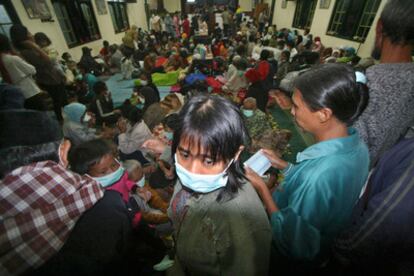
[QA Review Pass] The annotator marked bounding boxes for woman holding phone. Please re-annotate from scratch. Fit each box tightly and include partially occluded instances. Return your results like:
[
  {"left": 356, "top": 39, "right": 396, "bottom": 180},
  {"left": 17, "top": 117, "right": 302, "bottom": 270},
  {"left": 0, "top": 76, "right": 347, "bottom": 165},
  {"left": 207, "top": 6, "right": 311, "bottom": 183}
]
[{"left": 245, "top": 64, "right": 370, "bottom": 273}]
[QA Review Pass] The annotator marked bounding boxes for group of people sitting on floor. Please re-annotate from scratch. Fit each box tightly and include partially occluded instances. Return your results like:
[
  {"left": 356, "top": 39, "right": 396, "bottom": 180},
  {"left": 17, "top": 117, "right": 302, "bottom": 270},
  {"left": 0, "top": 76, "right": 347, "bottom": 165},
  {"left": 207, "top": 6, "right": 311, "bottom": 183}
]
[{"left": 0, "top": 0, "right": 414, "bottom": 275}]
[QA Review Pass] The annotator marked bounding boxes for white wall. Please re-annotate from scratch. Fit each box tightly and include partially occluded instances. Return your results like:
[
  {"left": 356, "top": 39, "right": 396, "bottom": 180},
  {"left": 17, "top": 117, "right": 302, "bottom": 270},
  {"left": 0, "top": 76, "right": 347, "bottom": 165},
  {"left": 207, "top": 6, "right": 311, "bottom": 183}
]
[
  {"left": 271, "top": 0, "right": 387, "bottom": 58},
  {"left": 164, "top": 0, "right": 181, "bottom": 13},
  {"left": 239, "top": 0, "right": 253, "bottom": 12},
  {"left": 12, "top": 0, "right": 148, "bottom": 61}
]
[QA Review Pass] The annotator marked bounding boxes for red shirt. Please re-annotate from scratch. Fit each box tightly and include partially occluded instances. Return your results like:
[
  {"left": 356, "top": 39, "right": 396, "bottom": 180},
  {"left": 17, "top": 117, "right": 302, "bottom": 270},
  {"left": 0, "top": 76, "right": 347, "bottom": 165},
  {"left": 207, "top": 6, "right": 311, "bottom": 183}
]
[{"left": 182, "top": 19, "right": 190, "bottom": 36}]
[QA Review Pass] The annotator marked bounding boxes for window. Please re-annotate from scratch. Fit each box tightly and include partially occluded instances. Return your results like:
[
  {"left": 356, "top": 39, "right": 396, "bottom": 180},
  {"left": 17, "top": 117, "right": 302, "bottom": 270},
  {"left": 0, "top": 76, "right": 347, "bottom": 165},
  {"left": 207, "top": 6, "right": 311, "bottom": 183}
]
[
  {"left": 108, "top": 0, "right": 129, "bottom": 33},
  {"left": 0, "top": 2, "right": 20, "bottom": 38},
  {"left": 292, "top": 0, "right": 317, "bottom": 29},
  {"left": 327, "top": 0, "right": 381, "bottom": 42},
  {"left": 52, "top": 0, "right": 101, "bottom": 47}
]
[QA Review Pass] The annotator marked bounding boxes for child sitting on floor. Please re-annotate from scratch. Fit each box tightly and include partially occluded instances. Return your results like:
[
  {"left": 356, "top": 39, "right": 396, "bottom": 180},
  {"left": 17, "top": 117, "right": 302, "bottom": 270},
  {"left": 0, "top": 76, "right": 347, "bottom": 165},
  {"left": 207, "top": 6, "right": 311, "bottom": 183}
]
[{"left": 122, "top": 159, "right": 170, "bottom": 225}]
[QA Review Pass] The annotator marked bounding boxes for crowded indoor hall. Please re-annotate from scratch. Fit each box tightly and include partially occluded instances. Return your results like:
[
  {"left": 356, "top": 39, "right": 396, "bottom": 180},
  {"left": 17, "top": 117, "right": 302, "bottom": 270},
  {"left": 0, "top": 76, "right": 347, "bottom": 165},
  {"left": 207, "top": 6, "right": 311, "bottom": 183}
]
[{"left": 0, "top": 0, "right": 413, "bottom": 275}]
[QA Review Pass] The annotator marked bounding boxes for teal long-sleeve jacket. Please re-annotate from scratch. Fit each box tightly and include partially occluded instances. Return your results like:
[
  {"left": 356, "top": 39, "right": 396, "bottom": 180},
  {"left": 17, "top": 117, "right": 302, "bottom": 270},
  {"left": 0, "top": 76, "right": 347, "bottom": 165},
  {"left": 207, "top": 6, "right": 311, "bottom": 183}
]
[{"left": 271, "top": 128, "right": 369, "bottom": 261}]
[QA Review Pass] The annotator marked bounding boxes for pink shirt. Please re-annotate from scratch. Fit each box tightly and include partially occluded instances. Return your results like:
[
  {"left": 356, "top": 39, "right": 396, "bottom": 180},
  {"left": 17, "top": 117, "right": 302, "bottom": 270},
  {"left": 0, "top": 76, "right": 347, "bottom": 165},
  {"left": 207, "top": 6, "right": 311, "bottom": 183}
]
[{"left": 106, "top": 172, "right": 136, "bottom": 202}]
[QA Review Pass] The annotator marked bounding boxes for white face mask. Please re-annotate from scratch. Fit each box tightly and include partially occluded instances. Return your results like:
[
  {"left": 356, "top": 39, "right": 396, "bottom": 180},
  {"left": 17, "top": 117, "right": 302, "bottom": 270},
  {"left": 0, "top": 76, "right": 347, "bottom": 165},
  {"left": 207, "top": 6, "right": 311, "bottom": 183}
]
[
  {"left": 83, "top": 113, "right": 91, "bottom": 123},
  {"left": 174, "top": 154, "right": 234, "bottom": 193},
  {"left": 140, "top": 80, "right": 148, "bottom": 86},
  {"left": 136, "top": 176, "right": 145, "bottom": 188}
]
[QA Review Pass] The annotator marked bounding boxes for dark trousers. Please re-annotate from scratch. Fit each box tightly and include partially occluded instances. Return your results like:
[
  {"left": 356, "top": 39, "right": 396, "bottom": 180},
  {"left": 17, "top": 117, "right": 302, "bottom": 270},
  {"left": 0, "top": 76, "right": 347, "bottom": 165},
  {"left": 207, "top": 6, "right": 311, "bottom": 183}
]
[
  {"left": 259, "top": 22, "right": 265, "bottom": 34},
  {"left": 40, "top": 83, "right": 67, "bottom": 122},
  {"left": 247, "top": 82, "right": 269, "bottom": 112},
  {"left": 223, "top": 24, "right": 229, "bottom": 36}
]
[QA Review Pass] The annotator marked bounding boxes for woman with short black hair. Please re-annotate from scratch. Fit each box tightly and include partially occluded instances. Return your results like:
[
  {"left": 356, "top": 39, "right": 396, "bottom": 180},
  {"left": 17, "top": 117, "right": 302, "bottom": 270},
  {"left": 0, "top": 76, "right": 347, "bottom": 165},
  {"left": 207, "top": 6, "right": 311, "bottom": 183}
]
[{"left": 143, "top": 94, "right": 271, "bottom": 275}]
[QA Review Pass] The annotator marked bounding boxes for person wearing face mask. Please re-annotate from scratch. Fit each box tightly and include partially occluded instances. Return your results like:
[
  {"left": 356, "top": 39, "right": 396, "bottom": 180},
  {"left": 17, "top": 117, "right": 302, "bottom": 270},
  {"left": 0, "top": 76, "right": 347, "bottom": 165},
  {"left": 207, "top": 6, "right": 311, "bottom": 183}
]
[
  {"left": 62, "top": 102, "right": 98, "bottom": 146},
  {"left": 69, "top": 139, "right": 136, "bottom": 203},
  {"left": 222, "top": 55, "right": 249, "bottom": 99},
  {"left": 0, "top": 110, "right": 139, "bottom": 275},
  {"left": 123, "top": 159, "right": 170, "bottom": 224},
  {"left": 242, "top": 97, "right": 275, "bottom": 142},
  {"left": 123, "top": 159, "right": 175, "bottom": 272},
  {"left": 142, "top": 94, "right": 271, "bottom": 275},
  {"left": 116, "top": 107, "right": 152, "bottom": 165}
]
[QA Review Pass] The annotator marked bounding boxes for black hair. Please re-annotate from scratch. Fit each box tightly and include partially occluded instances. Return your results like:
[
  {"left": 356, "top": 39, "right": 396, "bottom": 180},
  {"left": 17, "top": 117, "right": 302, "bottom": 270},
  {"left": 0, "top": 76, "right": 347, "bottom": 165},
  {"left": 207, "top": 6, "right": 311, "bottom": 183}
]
[
  {"left": 162, "top": 113, "right": 180, "bottom": 131},
  {"left": 294, "top": 63, "right": 369, "bottom": 125},
  {"left": 171, "top": 94, "right": 249, "bottom": 202},
  {"left": 281, "top": 50, "right": 290, "bottom": 61},
  {"left": 260, "top": 49, "right": 270, "bottom": 60},
  {"left": 380, "top": 0, "right": 414, "bottom": 45},
  {"left": 93, "top": 81, "right": 107, "bottom": 95},
  {"left": 103, "top": 40, "right": 109, "bottom": 47},
  {"left": 68, "top": 139, "right": 112, "bottom": 175},
  {"left": 9, "top": 25, "right": 29, "bottom": 50},
  {"left": 277, "top": 40, "right": 286, "bottom": 49},
  {"left": 0, "top": 34, "right": 12, "bottom": 52},
  {"left": 34, "top": 32, "right": 51, "bottom": 46},
  {"left": 126, "top": 107, "right": 143, "bottom": 125},
  {"left": 62, "top": 52, "right": 71, "bottom": 61},
  {"left": 0, "top": 141, "right": 60, "bottom": 179}
]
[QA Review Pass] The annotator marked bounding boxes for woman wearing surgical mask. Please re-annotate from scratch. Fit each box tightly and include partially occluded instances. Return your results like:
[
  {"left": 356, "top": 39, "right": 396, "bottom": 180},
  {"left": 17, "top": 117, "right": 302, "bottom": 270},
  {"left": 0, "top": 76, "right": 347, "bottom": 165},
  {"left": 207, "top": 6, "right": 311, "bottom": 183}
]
[
  {"left": 143, "top": 95, "right": 271, "bottom": 275},
  {"left": 117, "top": 107, "right": 152, "bottom": 165},
  {"left": 62, "top": 102, "right": 99, "bottom": 146},
  {"left": 63, "top": 102, "right": 114, "bottom": 146}
]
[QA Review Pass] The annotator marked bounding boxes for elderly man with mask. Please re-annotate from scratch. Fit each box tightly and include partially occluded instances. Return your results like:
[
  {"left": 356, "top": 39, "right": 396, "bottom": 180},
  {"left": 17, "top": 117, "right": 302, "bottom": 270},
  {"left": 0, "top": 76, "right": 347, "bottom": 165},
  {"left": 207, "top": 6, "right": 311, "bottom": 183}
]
[
  {"left": 0, "top": 110, "right": 137, "bottom": 275},
  {"left": 241, "top": 97, "right": 276, "bottom": 141}
]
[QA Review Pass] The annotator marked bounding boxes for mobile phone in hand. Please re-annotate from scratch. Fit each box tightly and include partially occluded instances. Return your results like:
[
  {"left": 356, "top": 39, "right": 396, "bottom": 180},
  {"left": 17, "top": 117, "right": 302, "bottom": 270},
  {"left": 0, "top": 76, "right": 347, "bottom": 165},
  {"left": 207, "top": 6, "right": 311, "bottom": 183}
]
[{"left": 244, "top": 150, "right": 271, "bottom": 176}]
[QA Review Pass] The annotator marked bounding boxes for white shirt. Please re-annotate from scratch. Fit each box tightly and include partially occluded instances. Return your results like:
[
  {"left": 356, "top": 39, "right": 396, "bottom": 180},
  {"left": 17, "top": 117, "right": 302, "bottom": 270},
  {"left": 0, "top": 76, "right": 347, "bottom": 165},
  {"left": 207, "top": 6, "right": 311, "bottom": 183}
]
[
  {"left": 1, "top": 54, "right": 41, "bottom": 99},
  {"left": 118, "top": 121, "right": 152, "bottom": 155},
  {"left": 262, "top": 46, "right": 282, "bottom": 62}
]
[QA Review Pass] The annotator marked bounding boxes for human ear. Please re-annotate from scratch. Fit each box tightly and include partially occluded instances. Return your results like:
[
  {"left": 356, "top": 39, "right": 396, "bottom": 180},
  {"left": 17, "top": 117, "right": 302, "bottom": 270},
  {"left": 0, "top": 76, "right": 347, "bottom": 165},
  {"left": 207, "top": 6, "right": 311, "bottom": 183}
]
[
  {"left": 375, "top": 20, "right": 383, "bottom": 48},
  {"left": 59, "top": 139, "right": 71, "bottom": 168},
  {"left": 317, "top": 108, "right": 333, "bottom": 123}
]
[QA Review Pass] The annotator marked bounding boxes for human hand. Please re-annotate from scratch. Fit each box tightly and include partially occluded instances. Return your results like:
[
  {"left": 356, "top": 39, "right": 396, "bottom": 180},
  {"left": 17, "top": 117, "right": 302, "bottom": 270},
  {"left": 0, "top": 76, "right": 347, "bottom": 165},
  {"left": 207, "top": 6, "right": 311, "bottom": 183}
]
[
  {"left": 113, "top": 109, "right": 122, "bottom": 114},
  {"left": 244, "top": 165, "right": 269, "bottom": 193},
  {"left": 142, "top": 138, "right": 167, "bottom": 154},
  {"left": 262, "top": 149, "right": 288, "bottom": 170}
]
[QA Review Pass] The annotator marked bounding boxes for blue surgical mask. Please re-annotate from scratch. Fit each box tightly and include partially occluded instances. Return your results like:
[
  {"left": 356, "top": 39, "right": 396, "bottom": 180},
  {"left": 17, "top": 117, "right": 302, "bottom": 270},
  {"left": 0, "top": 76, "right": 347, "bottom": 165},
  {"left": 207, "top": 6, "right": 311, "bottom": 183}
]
[
  {"left": 174, "top": 154, "right": 233, "bottom": 193},
  {"left": 165, "top": 131, "right": 173, "bottom": 141},
  {"left": 136, "top": 176, "right": 145, "bottom": 188},
  {"left": 243, "top": 109, "right": 254, "bottom": 117},
  {"left": 91, "top": 165, "right": 125, "bottom": 188},
  {"left": 138, "top": 96, "right": 145, "bottom": 104},
  {"left": 136, "top": 103, "right": 144, "bottom": 110}
]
